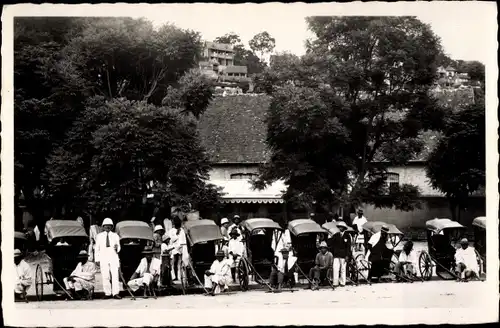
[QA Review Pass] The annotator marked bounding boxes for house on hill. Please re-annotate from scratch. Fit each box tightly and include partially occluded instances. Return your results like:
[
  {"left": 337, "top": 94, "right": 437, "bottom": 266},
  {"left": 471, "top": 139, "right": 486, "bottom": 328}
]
[{"left": 198, "top": 95, "right": 485, "bottom": 230}]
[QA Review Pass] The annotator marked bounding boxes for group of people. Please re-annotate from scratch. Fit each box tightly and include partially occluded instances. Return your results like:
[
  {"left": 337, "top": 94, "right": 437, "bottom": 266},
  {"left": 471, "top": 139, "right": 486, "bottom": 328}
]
[{"left": 14, "top": 210, "right": 481, "bottom": 301}]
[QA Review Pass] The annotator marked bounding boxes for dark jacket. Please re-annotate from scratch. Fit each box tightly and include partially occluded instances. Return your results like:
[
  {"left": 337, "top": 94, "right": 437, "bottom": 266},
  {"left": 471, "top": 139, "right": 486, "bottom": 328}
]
[{"left": 330, "top": 232, "right": 351, "bottom": 258}]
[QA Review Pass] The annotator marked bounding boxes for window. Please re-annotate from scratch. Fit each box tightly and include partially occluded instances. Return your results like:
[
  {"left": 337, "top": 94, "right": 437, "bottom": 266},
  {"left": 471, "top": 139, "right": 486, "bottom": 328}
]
[
  {"left": 230, "top": 173, "right": 258, "bottom": 180},
  {"left": 385, "top": 172, "right": 400, "bottom": 191}
]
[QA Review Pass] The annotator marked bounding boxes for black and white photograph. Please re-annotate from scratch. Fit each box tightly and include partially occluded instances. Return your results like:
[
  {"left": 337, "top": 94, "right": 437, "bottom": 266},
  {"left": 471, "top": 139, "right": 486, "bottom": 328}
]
[{"left": 1, "top": 2, "right": 498, "bottom": 326}]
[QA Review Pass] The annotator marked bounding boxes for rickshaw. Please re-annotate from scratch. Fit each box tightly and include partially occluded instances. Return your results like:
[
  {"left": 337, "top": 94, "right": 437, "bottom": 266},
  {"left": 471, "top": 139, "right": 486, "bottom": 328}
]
[
  {"left": 472, "top": 216, "right": 486, "bottom": 274},
  {"left": 238, "top": 218, "right": 283, "bottom": 291},
  {"left": 115, "top": 220, "right": 155, "bottom": 296},
  {"left": 34, "top": 220, "right": 89, "bottom": 301},
  {"left": 288, "top": 219, "right": 328, "bottom": 283},
  {"left": 355, "top": 221, "right": 405, "bottom": 283},
  {"left": 180, "top": 219, "right": 224, "bottom": 294},
  {"left": 418, "top": 218, "right": 467, "bottom": 281},
  {"left": 15, "top": 231, "right": 28, "bottom": 256}
]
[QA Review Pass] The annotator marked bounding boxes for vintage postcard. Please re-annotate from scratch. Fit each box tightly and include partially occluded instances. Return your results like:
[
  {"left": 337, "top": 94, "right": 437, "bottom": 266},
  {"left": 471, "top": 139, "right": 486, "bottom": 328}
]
[{"left": 2, "top": 2, "right": 498, "bottom": 326}]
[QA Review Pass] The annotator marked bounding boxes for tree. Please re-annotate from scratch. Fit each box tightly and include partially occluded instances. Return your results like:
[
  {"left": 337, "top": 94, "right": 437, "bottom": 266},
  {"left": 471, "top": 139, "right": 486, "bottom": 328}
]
[
  {"left": 46, "top": 97, "right": 219, "bottom": 220},
  {"left": 461, "top": 61, "right": 485, "bottom": 82},
  {"left": 426, "top": 99, "right": 485, "bottom": 223},
  {"left": 214, "top": 32, "right": 242, "bottom": 46},
  {"left": 255, "top": 17, "right": 445, "bottom": 215},
  {"left": 249, "top": 31, "right": 276, "bottom": 63}
]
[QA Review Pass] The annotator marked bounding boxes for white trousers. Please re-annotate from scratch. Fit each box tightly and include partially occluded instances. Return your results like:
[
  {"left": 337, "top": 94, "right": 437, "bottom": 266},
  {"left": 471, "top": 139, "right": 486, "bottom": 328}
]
[
  {"left": 127, "top": 273, "right": 154, "bottom": 292},
  {"left": 204, "top": 274, "right": 228, "bottom": 294},
  {"left": 333, "top": 258, "right": 347, "bottom": 286},
  {"left": 63, "top": 277, "right": 94, "bottom": 292},
  {"left": 101, "top": 261, "right": 120, "bottom": 296},
  {"left": 14, "top": 280, "right": 30, "bottom": 294}
]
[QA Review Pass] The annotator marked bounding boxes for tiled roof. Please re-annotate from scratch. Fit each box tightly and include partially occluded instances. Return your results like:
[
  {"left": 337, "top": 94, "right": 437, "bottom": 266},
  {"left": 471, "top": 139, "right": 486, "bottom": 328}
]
[{"left": 198, "top": 94, "right": 271, "bottom": 164}]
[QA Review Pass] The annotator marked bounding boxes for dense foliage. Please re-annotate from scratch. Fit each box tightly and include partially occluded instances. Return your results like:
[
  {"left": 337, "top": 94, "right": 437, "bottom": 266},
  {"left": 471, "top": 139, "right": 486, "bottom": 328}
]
[{"left": 255, "top": 17, "right": 446, "bottom": 214}]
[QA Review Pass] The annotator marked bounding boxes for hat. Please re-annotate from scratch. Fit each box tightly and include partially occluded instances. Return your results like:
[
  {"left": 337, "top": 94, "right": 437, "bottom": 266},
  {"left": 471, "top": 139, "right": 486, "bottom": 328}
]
[
  {"left": 221, "top": 218, "right": 229, "bottom": 225},
  {"left": 460, "top": 238, "right": 469, "bottom": 244},
  {"left": 233, "top": 215, "right": 240, "bottom": 219},
  {"left": 381, "top": 225, "right": 389, "bottom": 233},
  {"left": 102, "top": 218, "right": 114, "bottom": 226},
  {"left": 14, "top": 249, "right": 22, "bottom": 257},
  {"left": 154, "top": 225, "right": 164, "bottom": 233},
  {"left": 216, "top": 250, "right": 225, "bottom": 257},
  {"left": 319, "top": 241, "right": 328, "bottom": 248},
  {"left": 337, "top": 221, "right": 348, "bottom": 229},
  {"left": 78, "top": 250, "right": 88, "bottom": 257},
  {"left": 229, "top": 228, "right": 240, "bottom": 236},
  {"left": 142, "top": 246, "right": 154, "bottom": 254},
  {"left": 280, "top": 247, "right": 290, "bottom": 253}
]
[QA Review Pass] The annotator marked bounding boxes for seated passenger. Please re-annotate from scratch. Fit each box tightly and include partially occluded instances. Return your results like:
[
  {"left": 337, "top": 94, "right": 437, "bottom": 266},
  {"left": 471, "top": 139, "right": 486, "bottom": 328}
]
[
  {"left": 127, "top": 246, "right": 161, "bottom": 297},
  {"left": 204, "top": 250, "right": 231, "bottom": 296},
  {"left": 270, "top": 247, "right": 297, "bottom": 291},
  {"left": 455, "top": 238, "right": 479, "bottom": 282},
  {"left": 63, "top": 250, "right": 97, "bottom": 299},
  {"left": 308, "top": 241, "right": 333, "bottom": 290},
  {"left": 394, "top": 241, "right": 417, "bottom": 280},
  {"left": 14, "top": 249, "right": 32, "bottom": 301}
]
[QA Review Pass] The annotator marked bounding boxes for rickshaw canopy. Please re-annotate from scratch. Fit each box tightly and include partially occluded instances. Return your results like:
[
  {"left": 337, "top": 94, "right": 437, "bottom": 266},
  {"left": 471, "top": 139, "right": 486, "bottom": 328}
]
[
  {"left": 362, "top": 221, "right": 404, "bottom": 236},
  {"left": 322, "top": 222, "right": 355, "bottom": 236},
  {"left": 115, "top": 221, "right": 154, "bottom": 241},
  {"left": 242, "top": 218, "right": 282, "bottom": 232},
  {"left": 288, "top": 219, "right": 325, "bottom": 236},
  {"left": 184, "top": 219, "right": 223, "bottom": 245},
  {"left": 472, "top": 216, "right": 486, "bottom": 230},
  {"left": 425, "top": 218, "right": 466, "bottom": 234},
  {"left": 45, "top": 220, "right": 88, "bottom": 242}
]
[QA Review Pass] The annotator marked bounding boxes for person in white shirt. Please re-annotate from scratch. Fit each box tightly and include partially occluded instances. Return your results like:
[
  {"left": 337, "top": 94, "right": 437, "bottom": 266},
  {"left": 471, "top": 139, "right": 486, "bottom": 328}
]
[
  {"left": 88, "top": 218, "right": 102, "bottom": 262},
  {"left": 227, "top": 229, "right": 245, "bottom": 282},
  {"left": 14, "top": 249, "right": 32, "bottom": 301},
  {"left": 394, "top": 241, "right": 417, "bottom": 280},
  {"left": 63, "top": 250, "right": 97, "bottom": 299},
  {"left": 455, "top": 238, "right": 479, "bottom": 281},
  {"left": 127, "top": 247, "right": 162, "bottom": 297},
  {"left": 204, "top": 251, "right": 231, "bottom": 295},
  {"left": 352, "top": 209, "right": 368, "bottom": 252},
  {"left": 168, "top": 218, "right": 186, "bottom": 281},
  {"left": 227, "top": 215, "right": 243, "bottom": 242},
  {"left": 163, "top": 217, "right": 173, "bottom": 234},
  {"left": 95, "top": 218, "right": 122, "bottom": 299},
  {"left": 272, "top": 222, "right": 293, "bottom": 256},
  {"left": 220, "top": 218, "right": 230, "bottom": 242},
  {"left": 270, "top": 247, "right": 298, "bottom": 291},
  {"left": 153, "top": 225, "right": 166, "bottom": 259}
]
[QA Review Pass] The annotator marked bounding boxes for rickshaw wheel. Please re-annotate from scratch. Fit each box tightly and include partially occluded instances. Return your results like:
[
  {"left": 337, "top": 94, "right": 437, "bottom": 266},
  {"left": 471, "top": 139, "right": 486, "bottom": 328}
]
[
  {"left": 347, "top": 257, "right": 358, "bottom": 284},
  {"left": 35, "top": 264, "right": 44, "bottom": 301},
  {"left": 238, "top": 259, "right": 249, "bottom": 291},
  {"left": 418, "top": 251, "right": 433, "bottom": 281},
  {"left": 355, "top": 253, "right": 370, "bottom": 281},
  {"left": 475, "top": 249, "right": 484, "bottom": 276}
]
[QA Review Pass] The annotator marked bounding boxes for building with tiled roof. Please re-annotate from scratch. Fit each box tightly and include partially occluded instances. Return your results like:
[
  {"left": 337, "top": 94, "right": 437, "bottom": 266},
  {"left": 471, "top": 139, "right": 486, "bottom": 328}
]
[{"left": 199, "top": 94, "right": 484, "bottom": 229}]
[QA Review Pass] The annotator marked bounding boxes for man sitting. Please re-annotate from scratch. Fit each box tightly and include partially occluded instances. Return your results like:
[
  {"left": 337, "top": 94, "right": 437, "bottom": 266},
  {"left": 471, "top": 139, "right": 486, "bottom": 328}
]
[
  {"left": 228, "top": 228, "right": 245, "bottom": 283},
  {"left": 204, "top": 250, "right": 231, "bottom": 296},
  {"left": 127, "top": 246, "right": 161, "bottom": 297},
  {"left": 270, "top": 247, "right": 297, "bottom": 291},
  {"left": 63, "top": 250, "right": 97, "bottom": 300},
  {"left": 394, "top": 241, "right": 417, "bottom": 280},
  {"left": 308, "top": 241, "right": 333, "bottom": 290},
  {"left": 14, "top": 249, "right": 32, "bottom": 301},
  {"left": 455, "top": 238, "right": 479, "bottom": 282}
]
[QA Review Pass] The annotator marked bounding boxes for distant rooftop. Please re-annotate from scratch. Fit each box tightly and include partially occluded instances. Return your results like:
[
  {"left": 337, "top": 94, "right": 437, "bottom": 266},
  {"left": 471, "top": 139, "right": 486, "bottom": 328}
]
[
  {"left": 205, "top": 41, "right": 234, "bottom": 52},
  {"left": 225, "top": 65, "right": 248, "bottom": 74}
]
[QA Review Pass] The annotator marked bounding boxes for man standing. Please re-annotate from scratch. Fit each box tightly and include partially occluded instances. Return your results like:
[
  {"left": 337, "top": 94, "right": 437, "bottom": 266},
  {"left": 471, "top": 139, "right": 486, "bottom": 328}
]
[
  {"left": 220, "top": 218, "right": 230, "bottom": 242},
  {"left": 228, "top": 229, "right": 244, "bottom": 282},
  {"left": 95, "top": 218, "right": 122, "bottom": 299},
  {"left": 128, "top": 247, "right": 161, "bottom": 297},
  {"left": 366, "top": 225, "right": 392, "bottom": 282},
  {"left": 14, "top": 249, "right": 32, "bottom": 301},
  {"left": 152, "top": 225, "right": 166, "bottom": 259},
  {"left": 204, "top": 250, "right": 231, "bottom": 295},
  {"left": 352, "top": 209, "right": 368, "bottom": 251},
  {"left": 331, "top": 221, "right": 351, "bottom": 287},
  {"left": 270, "top": 247, "right": 297, "bottom": 291},
  {"left": 228, "top": 215, "right": 243, "bottom": 242},
  {"left": 308, "top": 241, "right": 333, "bottom": 290},
  {"left": 455, "top": 238, "right": 479, "bottom": 281},
  {"left": 63, "top": 250, "right": 97, "bottom": 299}
]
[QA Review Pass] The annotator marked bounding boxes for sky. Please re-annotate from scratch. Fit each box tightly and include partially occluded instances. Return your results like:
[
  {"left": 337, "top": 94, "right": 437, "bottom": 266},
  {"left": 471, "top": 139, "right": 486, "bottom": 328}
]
[{"left": 124, "top": 2, "right": 496, "bottom": 64}]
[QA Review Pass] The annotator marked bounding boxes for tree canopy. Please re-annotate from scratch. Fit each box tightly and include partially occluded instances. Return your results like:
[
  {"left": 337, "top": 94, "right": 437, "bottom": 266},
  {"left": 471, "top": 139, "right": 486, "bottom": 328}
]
[
  {"left": 255, "top": 17, "right": 445, "bottom": 214},
  {"left": 249, "top": 31, "right": 276, "bottom": 63}
]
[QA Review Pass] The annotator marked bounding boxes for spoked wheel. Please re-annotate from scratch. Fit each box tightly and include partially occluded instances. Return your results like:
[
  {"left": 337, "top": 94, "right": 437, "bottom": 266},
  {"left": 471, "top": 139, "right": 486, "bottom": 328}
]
[
  {"left": 238, "top": 259, "right": 250, "bottom": 291},
  {"left": 35, "top": 264, "right": 44, "bottom": 301},
  {"left": 355, "top": 253, "right": 370, "bottom": 282},
  {"left": 475, "top": 249, "right": 484, "bottom": 277},
  {"left": 347, "top": 257, "right": 359, "bottom": 284},
  {"left": 418, "top": 251, "right": 433, "bottom": 281}
]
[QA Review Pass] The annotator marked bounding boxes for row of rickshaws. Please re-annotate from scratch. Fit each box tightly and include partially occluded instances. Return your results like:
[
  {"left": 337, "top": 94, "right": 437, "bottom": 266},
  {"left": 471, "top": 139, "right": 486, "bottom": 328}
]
[{"left": 18, "top": 216, "right": 487, "bottom": 301}]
